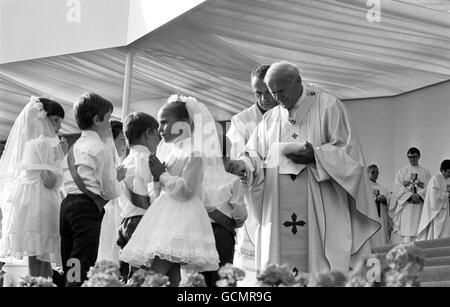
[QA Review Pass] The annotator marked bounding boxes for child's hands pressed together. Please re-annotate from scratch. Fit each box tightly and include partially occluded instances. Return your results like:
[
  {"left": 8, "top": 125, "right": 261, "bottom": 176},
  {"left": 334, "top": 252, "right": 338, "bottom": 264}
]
[
  {"left": 148, "top": 154, "right": 166, "bottom": 182},
  {"left": 116, "top": 165, "right": 127, "bottom": 182}
]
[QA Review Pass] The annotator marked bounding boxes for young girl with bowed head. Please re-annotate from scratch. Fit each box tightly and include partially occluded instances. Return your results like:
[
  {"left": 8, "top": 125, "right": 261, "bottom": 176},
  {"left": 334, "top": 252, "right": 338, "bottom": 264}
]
[
  {"left": 119, "top": 95, "right": 233, "bottom": 286},
  {"left": 97, "top": 120, "right": 127, "bottom": 263},
  {"left": 0, "top": 96, "right": 67, "bottom": 278}
]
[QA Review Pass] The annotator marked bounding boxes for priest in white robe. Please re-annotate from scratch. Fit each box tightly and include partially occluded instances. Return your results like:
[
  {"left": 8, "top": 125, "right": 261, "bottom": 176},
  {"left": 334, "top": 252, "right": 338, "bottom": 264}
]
[
  {"left": 417, "top": 160, "right": 450, "bottom": 240},
  {"left": 227, "top": 64, "right": 278, "bottom": 278},
  {"left": 368, "top": 164, "right": 391, "bottom": 246},
  {"left": 229, "top": 61, "right": 380, "bottom": 274},
  {"left": 390, "top": 147, "right": 431, "bottom": 243}
]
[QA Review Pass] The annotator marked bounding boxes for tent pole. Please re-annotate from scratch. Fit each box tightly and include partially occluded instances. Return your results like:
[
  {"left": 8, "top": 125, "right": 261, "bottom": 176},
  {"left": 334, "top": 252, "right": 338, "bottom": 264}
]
[{"left": 121, "top": 48, "right": 135, "bottom": 120}]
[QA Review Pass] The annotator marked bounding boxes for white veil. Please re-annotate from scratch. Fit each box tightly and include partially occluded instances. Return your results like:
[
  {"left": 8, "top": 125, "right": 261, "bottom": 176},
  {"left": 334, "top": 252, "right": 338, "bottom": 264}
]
[
  {"left": 168, "top": 95, "right": 235, "bottom": 209},
  {"left": 0, "top": 96, "right": 62, "bottom": 206}
]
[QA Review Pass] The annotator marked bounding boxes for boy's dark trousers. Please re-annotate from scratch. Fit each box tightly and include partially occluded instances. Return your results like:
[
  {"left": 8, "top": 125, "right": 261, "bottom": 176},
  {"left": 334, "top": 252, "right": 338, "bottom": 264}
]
[
  {"left": 60, "top": 194, "right": 105, "bottom": 287},
  {"left": 202, "top": 223, "right": 235, "bottom": 287},
  {"left": 117, "top": 215, "right": 143, "bottom": 283}
]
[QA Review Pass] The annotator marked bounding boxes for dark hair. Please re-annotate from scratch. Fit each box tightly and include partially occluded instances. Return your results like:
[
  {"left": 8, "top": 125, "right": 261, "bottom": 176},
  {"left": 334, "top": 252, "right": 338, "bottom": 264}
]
[
  {"left": 39, "top": 98, "right": 65, "bottom": 119},
  {"left": 441, "top": 160, "right": 450, "bottom": 172},
  {"left": 123, "top": 112, "right": 159, "bottom": 145},
  {"left": 368, "top": 164, "right": 378, "bottom": 171},
  {"left": 110, "top": 120, "right": 123, "bottom": 140},
  {"left": 407, "top": 147, "right": 421, "bottom": 158},
  {"left": 74, "top": 93, "right": 114, "bottom": 130},
  {"left": 163, "top": 100, "right": 190, "bottom": 122},
  {"left": 251, "top": 64, "right": 271, "bottom": 80}
]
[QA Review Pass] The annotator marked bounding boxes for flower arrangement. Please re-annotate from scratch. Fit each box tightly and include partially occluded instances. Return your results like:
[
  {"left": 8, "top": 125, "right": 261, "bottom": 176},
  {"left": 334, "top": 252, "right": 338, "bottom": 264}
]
[
  {"left": 81, "top": 260, "right": 123, "bottom": 287},
  {"left": 308, "top": 270, "right": 348, "bottom": 287},
  {"left": 383, "top": 242, "right": 424, "bottom": 287},
  {"left": 256, "top": 263, "right": 297, "bottom": 287},
  {"left": 127, "top": 267, "right": 170, "bottom": 287},
  {"left": 82, "top": 273, "right": 124, "bottom": 287},
  {"left": 18, "top": 276, "right": 56, "bottom": 287},
  {"left": 180, "top": 272, "right": 207, "bottom": 287},
  {"left": 216, "top": 263, "right": 246, "bottom": 287}
]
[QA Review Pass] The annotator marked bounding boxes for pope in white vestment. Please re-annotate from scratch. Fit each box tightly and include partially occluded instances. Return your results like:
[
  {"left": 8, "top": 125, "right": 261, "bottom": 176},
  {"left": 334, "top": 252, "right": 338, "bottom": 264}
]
[
  {"left": 390, "top": 149, "right": 431, "bottom": 242},
  {"left": 417, "top": 160, "right": 450, "bottom": 240},
  {"left": 233, "top": 62, "right": 380, "bottom": 274}
]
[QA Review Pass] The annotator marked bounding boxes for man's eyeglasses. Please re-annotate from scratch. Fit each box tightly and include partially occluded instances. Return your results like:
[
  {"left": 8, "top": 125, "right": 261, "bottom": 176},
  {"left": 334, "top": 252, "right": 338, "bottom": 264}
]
[{"left": 408, "top": 155, "right": 419, "bottom": 159}]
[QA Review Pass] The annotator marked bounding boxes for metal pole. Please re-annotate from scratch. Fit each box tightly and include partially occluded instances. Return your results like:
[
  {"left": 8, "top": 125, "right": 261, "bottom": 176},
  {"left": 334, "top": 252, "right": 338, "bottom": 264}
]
[{"left": 121, "top": 48, "right": 135, "bottom": 120}]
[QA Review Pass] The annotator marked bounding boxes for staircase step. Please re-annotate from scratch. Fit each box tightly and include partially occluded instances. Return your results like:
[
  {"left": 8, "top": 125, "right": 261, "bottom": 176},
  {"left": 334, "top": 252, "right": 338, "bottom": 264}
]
[
  {"left": 374, "top": 255, "right": 450, "bottom": 267},
  {"left": 375, "top": 247, "right": 450, "bottom": 261},
  {"left": 372, "top": 238, "right": 450, "bottom": 254},
  {"left": 421, "top": 280, "right": 450, "bottom": 287},
  {"left": 421, "top": 265, "right": 450, "bottom": 282}
]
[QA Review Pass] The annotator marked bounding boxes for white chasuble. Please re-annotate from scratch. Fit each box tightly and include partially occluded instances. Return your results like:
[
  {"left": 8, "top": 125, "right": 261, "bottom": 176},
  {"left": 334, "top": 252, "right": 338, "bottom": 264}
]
[
  {"left": 242, "top": 85, "right": 380, "bottom": 274},
  {"left": 369, "top": 181, "right": 390, "bottom": 246},
  {"left": 227, "top": 104, "right": 264, "bottom": 273},
  {"left": 418, "top": 174, "right": 450, "bottom": 240},
  {"left": 391, "top": 165, "right": 431, "bottom": 238}
]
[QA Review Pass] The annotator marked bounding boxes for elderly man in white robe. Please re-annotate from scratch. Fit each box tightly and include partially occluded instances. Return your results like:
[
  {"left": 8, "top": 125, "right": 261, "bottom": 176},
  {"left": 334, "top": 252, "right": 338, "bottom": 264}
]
[
  {"left": 227, "top": 64, "right": 278, "bottom": 278},
  {"left": 390, "top": 147, "right": 431, "bottom": 243},
  {"left": 368, "top": 164, "right": 391, "bottom": 246},
  {"left": 417, "top": 160, "right": 450, "bottom": 240},
  {"left": 228, "top": 61, "right": 380, "bottom": 275}
]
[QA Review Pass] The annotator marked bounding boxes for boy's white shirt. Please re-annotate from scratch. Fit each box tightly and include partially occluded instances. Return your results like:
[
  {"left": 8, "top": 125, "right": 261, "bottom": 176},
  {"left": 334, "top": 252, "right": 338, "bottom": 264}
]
[
  {"left": 120, "top": 145, "right": 155, "bottom": 218},
  {"left": 210, "top": 172, "right": 248, "bottom": 228},
  {"left": 63, "top": 130, "right": 120, "bottom": 200}
]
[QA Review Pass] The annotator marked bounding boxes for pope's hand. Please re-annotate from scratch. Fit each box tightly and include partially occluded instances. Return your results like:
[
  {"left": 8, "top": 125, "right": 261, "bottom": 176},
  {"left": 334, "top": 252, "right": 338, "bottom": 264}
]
[
  {"left": 285, "top": 142, "right": 315, "bottom": 164},
  {"left": 377, "top": 195, "right": 388, "bottom": 206},
  {"left": 116, "top": 165, "right": 127, "bottom": 182},
  {"left": 410, "top": 193, "right": 421, "bottom": 204}
]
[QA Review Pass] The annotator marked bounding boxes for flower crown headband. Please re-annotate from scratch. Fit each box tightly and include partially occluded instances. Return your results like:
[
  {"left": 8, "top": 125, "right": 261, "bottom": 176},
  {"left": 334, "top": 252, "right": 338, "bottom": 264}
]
[
  {"left": 167, "top": 94, "right": 198, "bottom": 105},
  {"left": 29, "top": 96, "right": 47, "bottom": 119}
]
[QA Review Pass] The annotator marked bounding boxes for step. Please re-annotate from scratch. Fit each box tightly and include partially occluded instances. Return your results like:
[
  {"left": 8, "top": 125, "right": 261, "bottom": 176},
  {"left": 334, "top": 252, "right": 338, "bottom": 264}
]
[
  {"left": 421, "top": 280, "right": 450, "bottom": 287},
  {"left": 375, "top": 247, "right": 450, "bottom": 260},
  {"left": 372, "top": 238, "right": 450, "bottom": 254},
  {"left": 421, "top": 265, "right": 450, "bottom": 283},
  {"left": 375, "top": 255, "right": 450, "bottom": 267}
]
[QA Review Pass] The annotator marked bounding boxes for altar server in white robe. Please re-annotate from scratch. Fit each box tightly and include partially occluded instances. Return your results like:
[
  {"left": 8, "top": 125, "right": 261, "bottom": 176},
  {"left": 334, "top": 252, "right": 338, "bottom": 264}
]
[
  {"left": 228, "top": 61, "right": 380, "bottom": 274},
  {"left": 227, "top": 64, "right": 278, "bottom": 274},
  {"left": 390, "top": 147, "right": 431, "bottom": 243},
  {"left": 367, "top": 164, "right": 391, "bottom": 246},
  {"left": 417, "top": 160, "right": 450, "bottom": 240}
]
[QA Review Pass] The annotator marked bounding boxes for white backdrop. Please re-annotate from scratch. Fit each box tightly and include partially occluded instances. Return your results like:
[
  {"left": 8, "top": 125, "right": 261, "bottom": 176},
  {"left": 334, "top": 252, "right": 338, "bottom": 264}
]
[{"left": 345, "top": 80, "right": 450, "bottom": 190}]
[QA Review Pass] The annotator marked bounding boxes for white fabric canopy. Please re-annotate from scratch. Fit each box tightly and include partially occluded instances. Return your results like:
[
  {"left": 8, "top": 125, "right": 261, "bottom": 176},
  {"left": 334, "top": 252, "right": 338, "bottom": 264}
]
[{"left": 0, "top": 0, "right": 449, "bottom": 140}]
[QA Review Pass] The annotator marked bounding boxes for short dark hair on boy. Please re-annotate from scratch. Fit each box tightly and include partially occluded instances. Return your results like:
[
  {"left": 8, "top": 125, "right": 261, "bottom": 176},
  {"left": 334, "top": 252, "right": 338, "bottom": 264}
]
[
  {"left": 123, "top": 112, "right": 159, "bottom": 145},
  {"left": 74, "top": 93, "right": 114, "bottom": 130},
  {"left": 441, "top": 160, "right": 450, "bottom": 172},
  {"left": 407, "top": 147, "right": 421, "bottom": 158},
  {"left": 110, "top": 120, "right": 123, "bottom": 140},
  {"left": 39, "top": 98, "right": 65, "bottom": 119}
]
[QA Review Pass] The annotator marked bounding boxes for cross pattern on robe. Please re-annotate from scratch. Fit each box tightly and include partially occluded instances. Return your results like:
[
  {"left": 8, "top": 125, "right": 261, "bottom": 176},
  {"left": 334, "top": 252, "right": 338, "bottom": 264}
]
[
  {"left": 289, "top": 119, "right": 297, "bottom": 125},
  {"left": 292, "top": 133, "right": 298, "bottom": 139},
  {"left": 283, "top": 213, "right": 305, "bottom": 235}
]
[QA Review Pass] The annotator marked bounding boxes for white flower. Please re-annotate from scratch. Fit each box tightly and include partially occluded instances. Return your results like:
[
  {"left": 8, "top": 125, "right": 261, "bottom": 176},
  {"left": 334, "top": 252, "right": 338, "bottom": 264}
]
[
  {"left": 30, "top": 96, "right": 47, "bottom": 119},
  {"left": 167, "top": 94, "right": 198, "bottom": 105}
]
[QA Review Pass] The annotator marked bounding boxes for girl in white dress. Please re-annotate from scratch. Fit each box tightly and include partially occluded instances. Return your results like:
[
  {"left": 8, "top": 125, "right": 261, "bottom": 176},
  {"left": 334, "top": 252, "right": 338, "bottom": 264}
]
[
  {"left": 0, "top": 97, "right": 67, "bottom": 278},
  {"left": 120, "top": 95, "right": 232, "bottom": 286},
  {"left": 97, "top": 120, "right": 126, "bottom": 263}
]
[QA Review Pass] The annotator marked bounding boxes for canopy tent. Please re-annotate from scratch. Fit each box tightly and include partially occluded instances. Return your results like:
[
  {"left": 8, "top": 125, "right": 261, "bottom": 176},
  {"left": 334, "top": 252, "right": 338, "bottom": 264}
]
[{"left": 0, "top": 0, "right": 449, "bottom": 140}]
